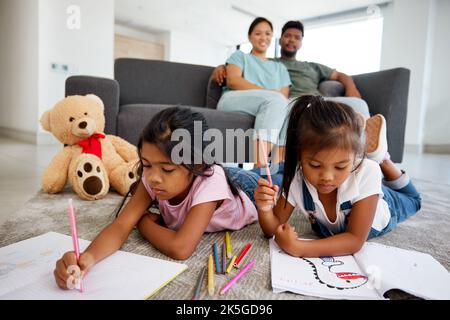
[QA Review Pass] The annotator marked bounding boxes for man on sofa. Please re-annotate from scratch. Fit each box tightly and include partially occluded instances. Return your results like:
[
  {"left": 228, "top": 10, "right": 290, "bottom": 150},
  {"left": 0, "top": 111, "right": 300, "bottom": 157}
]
[{"left": 213, "top": 20, "right": 370, "bottom": 118}]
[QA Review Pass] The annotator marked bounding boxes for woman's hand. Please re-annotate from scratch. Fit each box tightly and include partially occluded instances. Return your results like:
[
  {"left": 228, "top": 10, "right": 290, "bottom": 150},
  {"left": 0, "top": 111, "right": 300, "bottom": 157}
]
[
  {"left": 274, "top": 223, "right": 299, "bottom": 256},
  {"left": 212, "top": 65, "right": 226, "bottom": 86},
  {"left": 254, "top": 178, "right": 278, "bottom": 212},
  {"left": 54, "top": 251, "right": 95, "bottom": 290}
]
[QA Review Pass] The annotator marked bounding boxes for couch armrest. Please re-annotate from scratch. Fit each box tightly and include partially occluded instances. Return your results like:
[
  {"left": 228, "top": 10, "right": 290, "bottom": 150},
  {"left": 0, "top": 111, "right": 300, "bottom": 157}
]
[
  {"left": 65, "top": 76, "right": 120, "bottom": 135},
  {"left": 352, "top": 68, "right": 410, "bottom": 162},
  {"left": 205, "top": 75, "right": 223, "bottom": 109}
]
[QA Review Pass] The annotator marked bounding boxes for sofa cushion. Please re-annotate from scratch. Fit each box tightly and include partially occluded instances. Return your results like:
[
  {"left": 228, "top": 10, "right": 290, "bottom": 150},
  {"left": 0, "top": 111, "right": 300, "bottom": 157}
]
[
  {"left": 319, "top": 80, "right": 345, "bottom": 97},
  {"left": 115, "top": 58, "right": 214, "bottom": 107},
  {"left": 118, "top": 103, "right": 255, "bottom": 149}
]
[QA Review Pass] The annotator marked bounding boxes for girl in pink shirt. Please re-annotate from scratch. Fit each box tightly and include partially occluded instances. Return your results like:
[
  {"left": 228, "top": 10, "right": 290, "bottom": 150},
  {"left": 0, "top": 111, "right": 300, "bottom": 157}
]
[{"left": 54, "top": 107, "right": 260, "bottom": 289}]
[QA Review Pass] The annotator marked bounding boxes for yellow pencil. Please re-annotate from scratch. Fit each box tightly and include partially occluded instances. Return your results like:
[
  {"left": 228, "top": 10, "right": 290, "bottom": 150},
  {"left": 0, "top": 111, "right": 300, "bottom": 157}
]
[
  {"left": 226, "top": 255, "right": 237, "bottom": 274},
  {"left": 225, "top": 232, "right": 232, "bottom": 259},
  {"left": 208, "top": 254, "right": 214, "bottom": 296}
]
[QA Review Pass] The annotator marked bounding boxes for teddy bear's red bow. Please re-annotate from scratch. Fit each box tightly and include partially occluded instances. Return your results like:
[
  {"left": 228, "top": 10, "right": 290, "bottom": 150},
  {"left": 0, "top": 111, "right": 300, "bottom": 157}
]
[{"left": 78, "top": 133, "right": 105, "bottom": 159}]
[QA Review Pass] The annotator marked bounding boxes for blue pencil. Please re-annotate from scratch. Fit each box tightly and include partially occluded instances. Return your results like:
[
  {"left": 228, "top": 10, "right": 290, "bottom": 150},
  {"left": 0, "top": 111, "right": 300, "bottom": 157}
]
[{"left": 213, "top": 241, "right": 221, "bottom": 273}]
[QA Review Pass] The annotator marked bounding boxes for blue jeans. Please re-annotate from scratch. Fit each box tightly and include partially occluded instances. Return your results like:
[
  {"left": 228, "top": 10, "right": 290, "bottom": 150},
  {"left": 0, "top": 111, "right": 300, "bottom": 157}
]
[
  {"left": 217, "top": 90, "right": 290, "bottom": 145},
  {"left": 311, "top": 172, "right": 422, "bottom": 239},
  {"left": 223, "top": 163, "right": 285, "bottom": 207},
  {"left": 367, "top": 173, "right": 422, "bottom": 239},
  {"left": 223, "top": 166, "right": 260, "bottom": 205}
]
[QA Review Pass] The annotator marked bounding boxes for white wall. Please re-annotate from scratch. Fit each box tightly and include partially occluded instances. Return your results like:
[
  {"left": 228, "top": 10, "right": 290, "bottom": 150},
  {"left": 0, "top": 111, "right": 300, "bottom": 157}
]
[
  {"left": 0, "top": 0, "right": 114, "bottom": 144},
  {"left": 381, "top": 0, "right": 436, "bottom": 153},
  {"left": 423, "top": 0, "right": 450, "bottom": 149},
  {"left": 167, "top": 30, "right": 229, "bottom": 67},
  {"left": 38, "top": 0, "right": 114, "bottom": 143},
  {"left": 0, "top": 0, "right": 39, "bottom": 135}
]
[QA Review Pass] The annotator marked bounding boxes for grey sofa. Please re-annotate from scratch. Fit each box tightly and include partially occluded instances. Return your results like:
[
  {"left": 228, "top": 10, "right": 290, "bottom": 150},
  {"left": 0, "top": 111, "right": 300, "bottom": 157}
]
[{"left": 66, "top": 58, "right": 410, "bottom": 162}]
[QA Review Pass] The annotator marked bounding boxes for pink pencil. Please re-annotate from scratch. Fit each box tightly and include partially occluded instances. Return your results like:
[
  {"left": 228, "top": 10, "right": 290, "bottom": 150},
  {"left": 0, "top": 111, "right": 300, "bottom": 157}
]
[
  {"left": 257, "top": 138, "right": 273, "bottom": 186},
  {"left": 68, "top": 198, "right": 84, "bottom": 292},
  {"left": 220, "top": 259, "right": 256, "bottom": 295},
  {"left": 258, "top": 137, "right": 276, "bottom": 203}
]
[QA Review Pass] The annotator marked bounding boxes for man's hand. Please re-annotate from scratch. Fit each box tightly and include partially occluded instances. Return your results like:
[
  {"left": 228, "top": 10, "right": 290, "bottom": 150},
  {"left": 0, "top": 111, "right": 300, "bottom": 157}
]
[
  {"left": 274, "top": 223, "right": 299, "bottom": 256},
  {"left": 212, "top": 65, "right": 226, "bottom": 86},
  {"left": 345, "top": 86, "right": 362, "bottom": 98}
]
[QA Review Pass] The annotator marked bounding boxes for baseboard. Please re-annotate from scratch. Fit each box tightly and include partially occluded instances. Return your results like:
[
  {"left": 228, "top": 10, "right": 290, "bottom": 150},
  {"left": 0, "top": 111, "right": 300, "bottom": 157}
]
[
  {"left": 0, "top": 127, "right": 37, "bottom": 144},
  {"left": 424, "top": 144, "right": 450, "bottom": 154},
  {"left": 404, "top": 144, "right": 423, "bottom": 154},
  {"left": 0, "top": 127, "right": 59, "bottom": 145}
]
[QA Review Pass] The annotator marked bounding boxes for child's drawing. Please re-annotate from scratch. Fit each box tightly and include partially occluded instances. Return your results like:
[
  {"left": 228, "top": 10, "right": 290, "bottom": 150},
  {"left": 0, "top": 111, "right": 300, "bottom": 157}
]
[{"left": 301, "top": 256, "right": 368, "bottom": 290}]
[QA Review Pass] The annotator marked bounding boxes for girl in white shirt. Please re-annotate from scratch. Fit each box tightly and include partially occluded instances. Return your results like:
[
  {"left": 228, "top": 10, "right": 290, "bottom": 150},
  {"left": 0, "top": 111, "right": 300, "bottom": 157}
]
[{"left": 255, "top": 95, "right": 421, "bottom": 257}]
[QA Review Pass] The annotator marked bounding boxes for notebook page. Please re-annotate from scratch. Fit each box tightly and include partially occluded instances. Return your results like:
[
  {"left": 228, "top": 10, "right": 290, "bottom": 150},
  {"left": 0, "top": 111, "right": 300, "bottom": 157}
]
[
  {"left": 269, "top": 239, "right": 381, "bottom": 300},
  {"left": 353, "top": 242, "right": 450, "bottom": 300},
  {"left": 0, "top": 232, "right": 187, "bottom": 300}
]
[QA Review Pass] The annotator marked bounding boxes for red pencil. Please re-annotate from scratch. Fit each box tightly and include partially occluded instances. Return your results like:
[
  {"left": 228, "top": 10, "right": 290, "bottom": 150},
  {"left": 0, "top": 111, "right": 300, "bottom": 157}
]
[{"left": 234, "top": 243, "right": 251, "bottom": 268}]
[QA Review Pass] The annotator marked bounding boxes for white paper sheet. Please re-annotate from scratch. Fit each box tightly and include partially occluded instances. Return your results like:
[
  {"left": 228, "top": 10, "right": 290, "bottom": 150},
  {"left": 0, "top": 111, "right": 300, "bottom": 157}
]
[
  {"left": 354, "top": 242, "right": 450, "bottom": 300},
  {"left": 0, "top": 232, "right": 187, "bottom": 300}
]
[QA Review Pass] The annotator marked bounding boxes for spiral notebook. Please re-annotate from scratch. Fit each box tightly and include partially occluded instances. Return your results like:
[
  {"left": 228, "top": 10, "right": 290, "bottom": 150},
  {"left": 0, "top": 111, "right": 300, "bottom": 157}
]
[{"left": 0, "top": 232, "right": 187, "bottom": 300}]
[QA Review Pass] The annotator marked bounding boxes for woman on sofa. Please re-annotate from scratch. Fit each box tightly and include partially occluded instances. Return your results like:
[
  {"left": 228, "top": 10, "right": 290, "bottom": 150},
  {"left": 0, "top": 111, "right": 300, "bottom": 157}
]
[{"left": 217, "top": 17, "right": 291, "bottom": 169}]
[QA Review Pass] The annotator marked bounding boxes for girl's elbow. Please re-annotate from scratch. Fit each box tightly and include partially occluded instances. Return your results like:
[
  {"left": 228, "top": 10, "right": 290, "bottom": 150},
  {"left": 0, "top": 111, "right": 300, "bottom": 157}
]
[{"left": 167, "top": 242, "right": 195, "bottom": 261}]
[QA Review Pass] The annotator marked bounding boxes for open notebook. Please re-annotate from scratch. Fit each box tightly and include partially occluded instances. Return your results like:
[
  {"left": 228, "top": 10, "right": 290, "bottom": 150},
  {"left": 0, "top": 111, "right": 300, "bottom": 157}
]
[
  {"left": 0, "top": 232, "right": 187, "bottom": 299},
  {"left": 270, "top": 239, "right": 450, "bottom": 300}
]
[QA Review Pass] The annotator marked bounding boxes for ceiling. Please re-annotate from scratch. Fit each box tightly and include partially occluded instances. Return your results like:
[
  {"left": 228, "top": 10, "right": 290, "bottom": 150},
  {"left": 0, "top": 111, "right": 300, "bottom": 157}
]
[{"left": 115, "top": 0, "right": 390, "bottom": 46}]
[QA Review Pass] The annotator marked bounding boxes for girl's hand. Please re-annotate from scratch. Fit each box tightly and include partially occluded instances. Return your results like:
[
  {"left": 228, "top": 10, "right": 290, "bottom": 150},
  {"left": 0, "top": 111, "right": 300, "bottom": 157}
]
[
  {"left": 254, "top": 178, "right": 279, "bottom": 212},
  {"left": 274, "top": 223, "right": 299, "bottom": 256},
  {"left": 54, "top": 251, "right": 95, "bottom": 290}
]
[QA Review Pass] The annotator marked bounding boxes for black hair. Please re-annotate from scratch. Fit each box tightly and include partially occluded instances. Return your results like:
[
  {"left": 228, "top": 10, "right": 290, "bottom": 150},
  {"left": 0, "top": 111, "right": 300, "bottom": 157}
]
[
  {"left": 281, "top": 20, "right": 304, "bottom": 37},
  {"left": 282, "top": 95, "right": 365, "bottom": 203},
  {"left": 115, "top": 107, "right": 241, "bottom": 216},
  {"left": 248, "top": 17, "right": 273, "bottom": 36}
]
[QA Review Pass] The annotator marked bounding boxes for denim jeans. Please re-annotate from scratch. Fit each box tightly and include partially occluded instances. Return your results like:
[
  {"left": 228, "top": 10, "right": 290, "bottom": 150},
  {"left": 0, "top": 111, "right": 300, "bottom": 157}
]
[
  {"left": 217, "top": 89, "right": 290, "bottom": 145},
  {"left": 223, "top": 163, "right": 285, "bottom": 208},
  {"left": 367, "top": 173, "right": 422, "bottom": 239},
  {"left": 223, "top": 166, "right": 261, "bottom": 205},
  {"left": 310, "top": 172, "right": 422, "bottom": 239}
]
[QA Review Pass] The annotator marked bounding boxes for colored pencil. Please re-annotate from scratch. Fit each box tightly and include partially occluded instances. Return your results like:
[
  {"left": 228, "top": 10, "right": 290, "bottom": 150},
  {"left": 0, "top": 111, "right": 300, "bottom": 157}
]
[
  {"left": 234, "top": 243, "right": 251, "bottom": 268},
  {"left": 258, "top": 137, "right": 276, "bottom": 203},
  {"left": 67, "top": 198, "right": 84, "bottom": 292},
  {"left": 192, "top": 266, "right": 206, "bottom": 300},
  {"left": 222, "top": 242, "right": 227, "bottom": 274},
  {"left": 220, "top": 259, "right": 256, "bottom": 295},
  {"left": 226, "top": 256, "right": 237, "bottom": 274},
  {"left": 225, "top": 232, "right": 232, "bottom": 259},
  {"left": 213, "top": 241, "right": 221, "bottom": 273},
  {"left": 208, "top": 255, "right": 214, "bottom": 296}
]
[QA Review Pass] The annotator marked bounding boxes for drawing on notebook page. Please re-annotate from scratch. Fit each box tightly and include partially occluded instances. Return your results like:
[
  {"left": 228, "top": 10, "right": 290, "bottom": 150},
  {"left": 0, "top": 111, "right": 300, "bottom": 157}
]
[{"left": 295, "top": 254, "right": 368, "bottom": 290}]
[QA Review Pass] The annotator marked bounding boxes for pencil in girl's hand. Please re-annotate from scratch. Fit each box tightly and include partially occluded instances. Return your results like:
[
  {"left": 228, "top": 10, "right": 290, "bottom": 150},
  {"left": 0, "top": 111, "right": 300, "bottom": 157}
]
[
  {"left": 67, "top": 198, "right": 84, "bottom": 293},
  {"left": 258, "top": 136, "right": 277, "bottom": 203},
  {"left": 207, "top": 255, "right": 214, "bottom": 296}
]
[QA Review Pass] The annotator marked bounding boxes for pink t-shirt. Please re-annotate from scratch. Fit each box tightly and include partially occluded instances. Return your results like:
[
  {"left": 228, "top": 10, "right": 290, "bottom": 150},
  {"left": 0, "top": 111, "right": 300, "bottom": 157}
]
[{"left": 141, "top": 165, "right": 257, "bottom": 232}]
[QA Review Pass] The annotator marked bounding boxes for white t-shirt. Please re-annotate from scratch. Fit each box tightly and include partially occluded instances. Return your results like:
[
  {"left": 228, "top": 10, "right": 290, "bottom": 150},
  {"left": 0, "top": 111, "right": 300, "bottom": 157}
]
[{"left": 286, "top": 159, "right": 391, "bottom": 234}]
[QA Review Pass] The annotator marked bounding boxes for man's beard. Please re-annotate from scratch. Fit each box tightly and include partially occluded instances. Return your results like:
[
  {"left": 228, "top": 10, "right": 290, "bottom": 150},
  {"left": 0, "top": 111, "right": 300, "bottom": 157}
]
[{"left": 281, "top": 48, "right": 297, "bottom": 58}]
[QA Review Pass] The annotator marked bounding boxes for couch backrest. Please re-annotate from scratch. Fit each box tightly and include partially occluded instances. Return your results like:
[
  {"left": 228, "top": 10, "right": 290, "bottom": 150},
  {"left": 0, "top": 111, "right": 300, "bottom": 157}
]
[{"left": 115, "top": 58, "right": 215, "bottom": 107}]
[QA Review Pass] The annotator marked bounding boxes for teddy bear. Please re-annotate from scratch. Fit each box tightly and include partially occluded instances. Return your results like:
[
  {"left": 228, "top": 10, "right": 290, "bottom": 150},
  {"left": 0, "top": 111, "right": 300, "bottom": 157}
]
[{"left": 40, "top": 94, "right": 139, "bottom": 200}]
